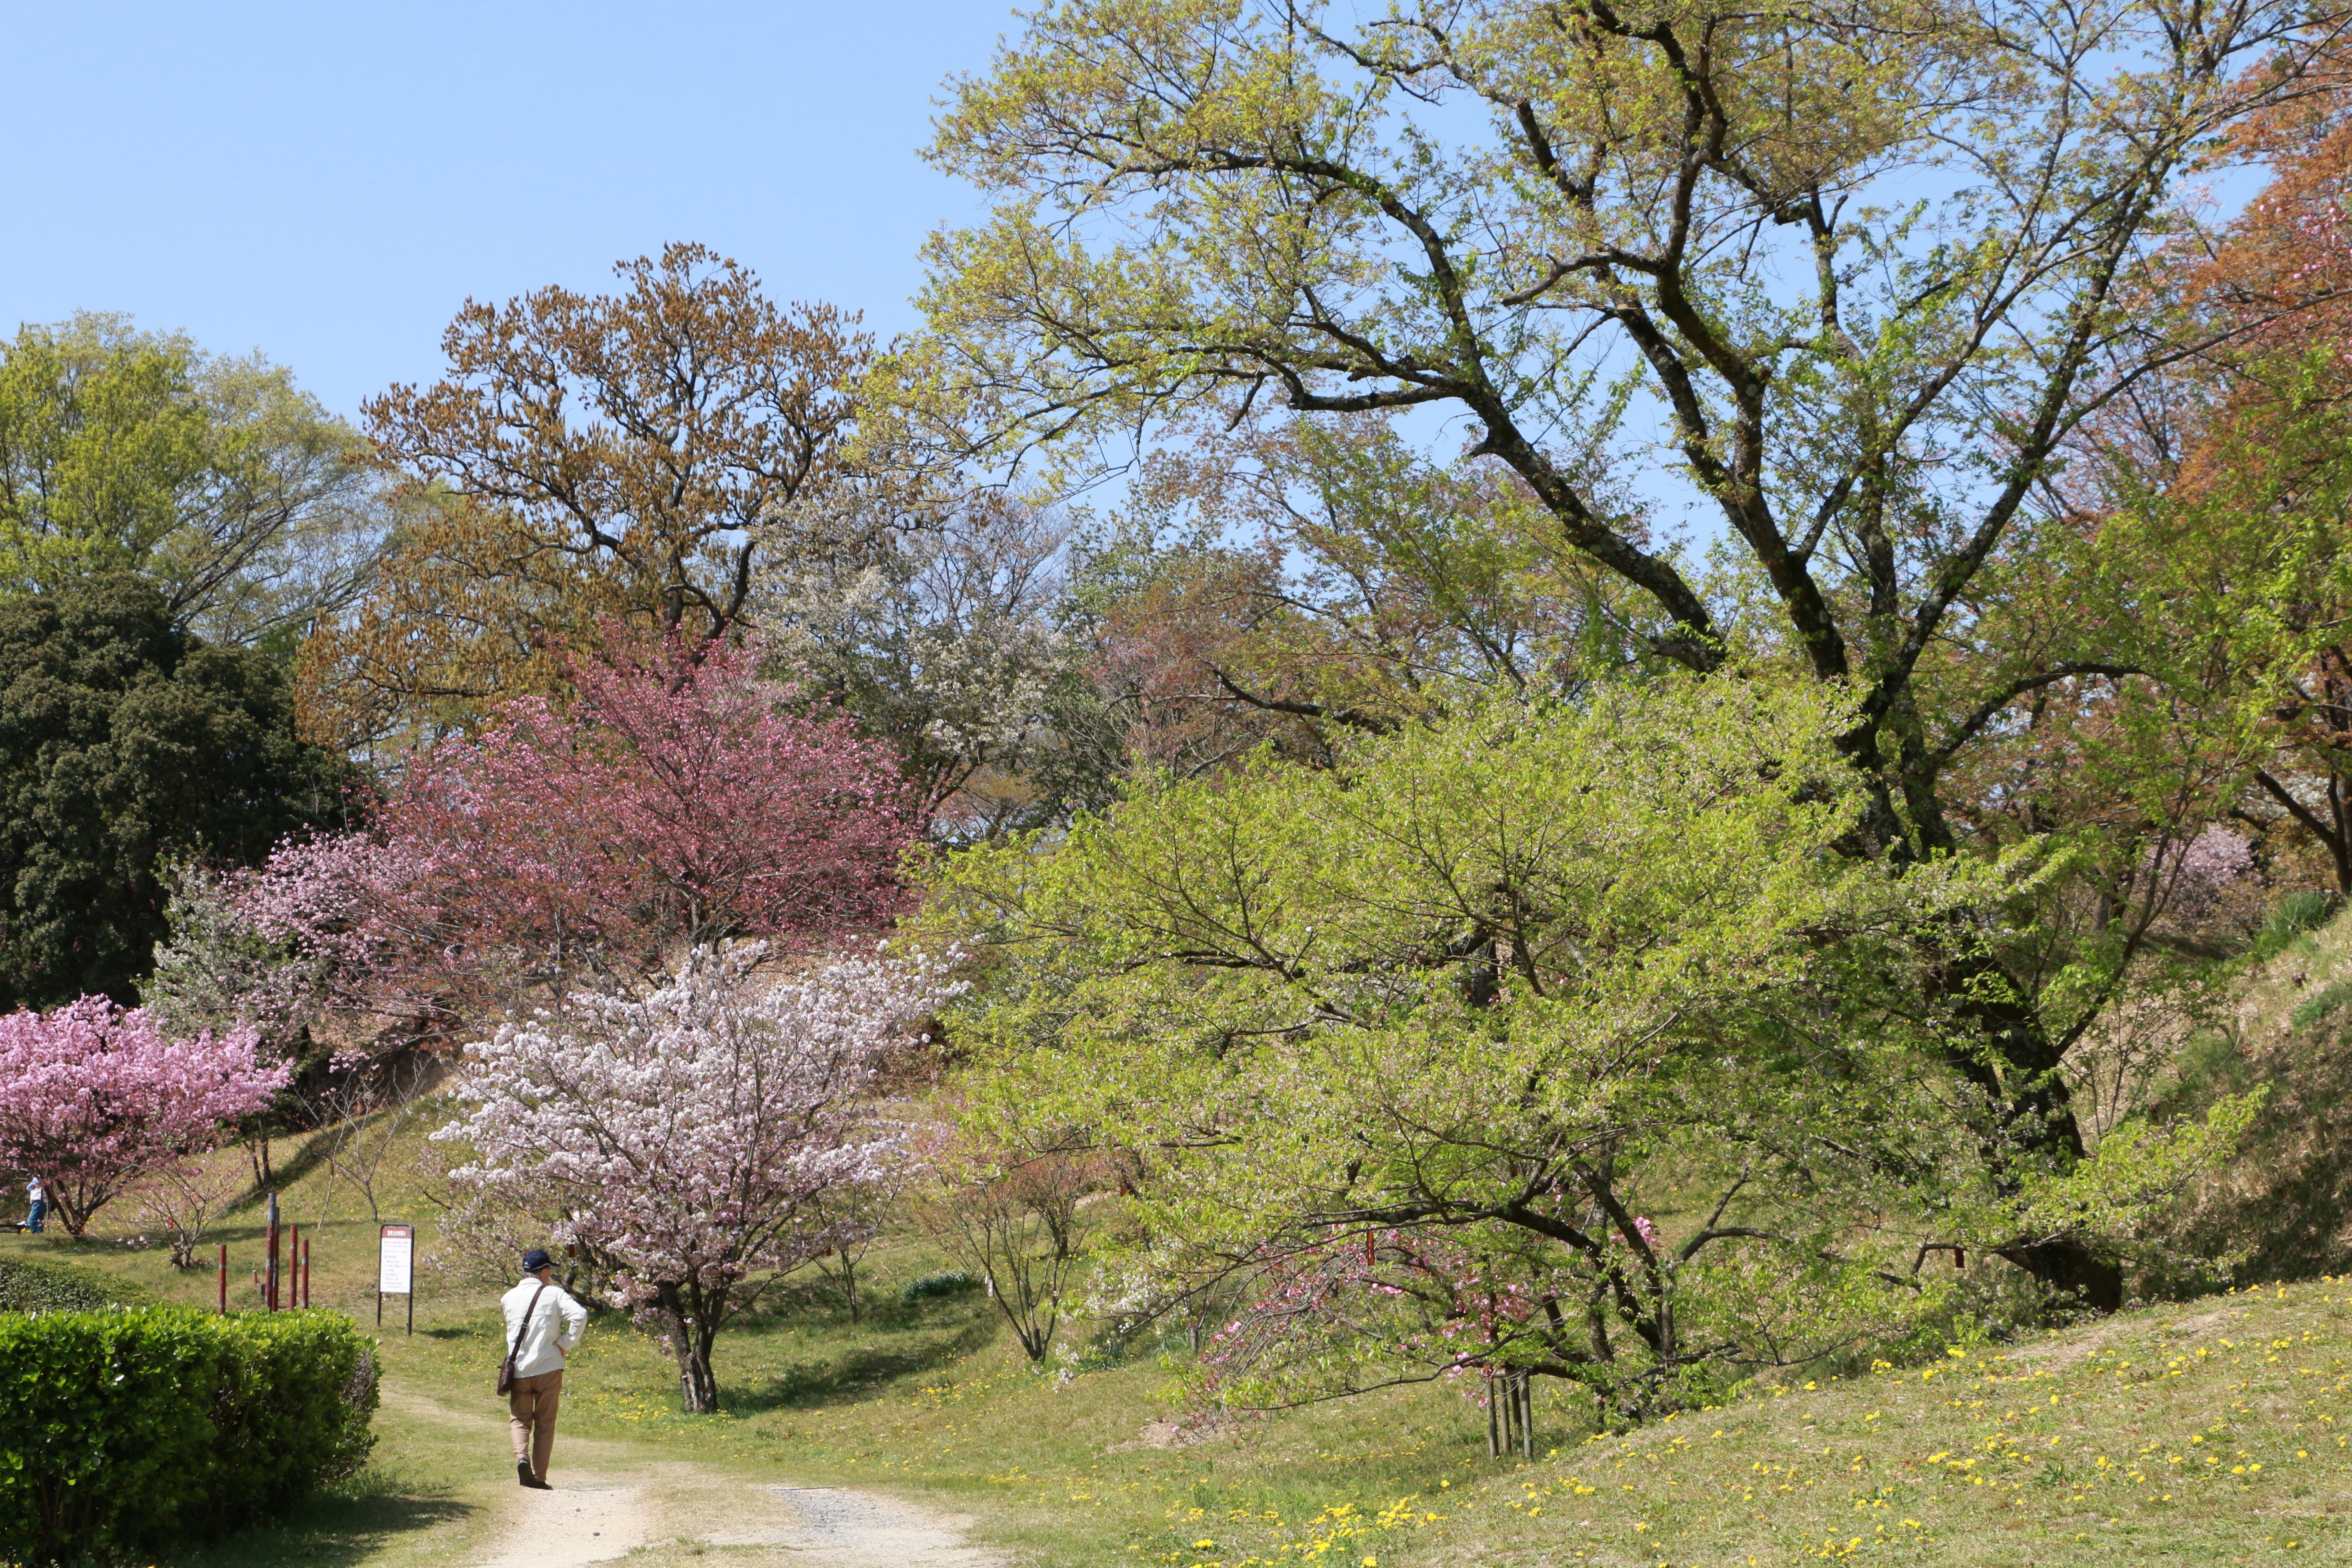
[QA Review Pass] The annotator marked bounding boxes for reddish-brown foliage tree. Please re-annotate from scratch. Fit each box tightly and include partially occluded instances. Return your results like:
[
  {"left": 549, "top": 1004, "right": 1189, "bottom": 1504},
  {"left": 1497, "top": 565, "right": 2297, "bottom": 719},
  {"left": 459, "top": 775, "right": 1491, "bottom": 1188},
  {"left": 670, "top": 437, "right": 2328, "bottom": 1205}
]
[{"left": 301, "top": 244, "right": 870, "bottom": 746}]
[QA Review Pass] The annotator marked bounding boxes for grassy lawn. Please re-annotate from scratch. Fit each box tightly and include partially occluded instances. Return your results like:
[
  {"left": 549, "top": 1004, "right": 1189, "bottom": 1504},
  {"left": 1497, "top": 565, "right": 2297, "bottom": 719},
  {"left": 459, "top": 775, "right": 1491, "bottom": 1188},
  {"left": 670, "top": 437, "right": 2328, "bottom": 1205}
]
[{"left": 11, "top": 1127, "right": 2352, "bottom": 1565}]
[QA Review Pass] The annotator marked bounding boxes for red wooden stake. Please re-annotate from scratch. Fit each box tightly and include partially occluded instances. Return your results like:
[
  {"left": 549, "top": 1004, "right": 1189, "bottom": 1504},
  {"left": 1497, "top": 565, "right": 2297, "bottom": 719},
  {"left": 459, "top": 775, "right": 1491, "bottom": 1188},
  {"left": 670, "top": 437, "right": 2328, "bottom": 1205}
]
[
  {"left": 218, "top": 1243, "right": 227, "bottom": 1314},
  {"left": 302, "top": 1237, "right": 311, "bottom": 1307}
]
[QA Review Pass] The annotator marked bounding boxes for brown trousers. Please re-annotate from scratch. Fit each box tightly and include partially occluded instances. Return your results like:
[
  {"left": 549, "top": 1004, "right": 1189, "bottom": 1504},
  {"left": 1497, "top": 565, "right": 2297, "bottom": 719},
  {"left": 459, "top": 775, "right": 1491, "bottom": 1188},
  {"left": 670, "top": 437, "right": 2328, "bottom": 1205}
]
[{"left": 508, "top": 1369, "right": 563, "bottom": 1480}]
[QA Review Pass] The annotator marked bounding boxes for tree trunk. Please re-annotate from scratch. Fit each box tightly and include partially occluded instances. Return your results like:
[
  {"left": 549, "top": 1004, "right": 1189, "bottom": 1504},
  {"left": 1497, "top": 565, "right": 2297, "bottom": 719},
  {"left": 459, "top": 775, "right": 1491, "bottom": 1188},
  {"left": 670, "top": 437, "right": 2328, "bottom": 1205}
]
[
  {"left": 676, "top": 1337, "right": 720, "bottom": 1414},
  {"left": 2002, "top": 1239, "right": 2124, "bottom": 1315},
  {"left": 658, "top": 1284, "right": 724, "bottom": 1414},
  {"left": 1936, "top": 951, "right": 2124, "bottom": 1313},
  {"left": 1845, "top": 720, "right": 2131, "bottom": 1312}
]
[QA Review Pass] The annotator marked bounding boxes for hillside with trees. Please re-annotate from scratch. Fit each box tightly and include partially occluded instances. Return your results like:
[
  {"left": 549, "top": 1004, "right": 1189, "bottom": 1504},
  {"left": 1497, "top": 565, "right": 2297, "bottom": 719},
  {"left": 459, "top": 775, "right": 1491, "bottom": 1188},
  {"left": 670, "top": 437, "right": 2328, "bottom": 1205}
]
[{"left": 9, "top": 3, "right": 2352, "bottom": 1563}]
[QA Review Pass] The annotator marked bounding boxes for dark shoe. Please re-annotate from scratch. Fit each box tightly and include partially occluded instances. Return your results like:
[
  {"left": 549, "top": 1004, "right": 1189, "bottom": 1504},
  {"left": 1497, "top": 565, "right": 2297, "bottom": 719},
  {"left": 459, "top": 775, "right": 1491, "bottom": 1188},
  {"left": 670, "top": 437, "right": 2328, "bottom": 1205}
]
[
  {"left": 524, "top": 1475, "right": 554, "bottom": 1491},
  {"left": 518, "top": 1460, "right": 536, "bottom": 1489}
]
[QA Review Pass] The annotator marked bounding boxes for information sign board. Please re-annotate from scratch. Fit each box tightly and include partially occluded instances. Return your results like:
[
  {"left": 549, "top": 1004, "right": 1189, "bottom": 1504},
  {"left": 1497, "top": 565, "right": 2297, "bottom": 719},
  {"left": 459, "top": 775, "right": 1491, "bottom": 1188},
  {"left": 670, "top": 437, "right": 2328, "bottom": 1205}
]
[{"left": 378, "top": 1224, "right": 413, "bottom": 1294}]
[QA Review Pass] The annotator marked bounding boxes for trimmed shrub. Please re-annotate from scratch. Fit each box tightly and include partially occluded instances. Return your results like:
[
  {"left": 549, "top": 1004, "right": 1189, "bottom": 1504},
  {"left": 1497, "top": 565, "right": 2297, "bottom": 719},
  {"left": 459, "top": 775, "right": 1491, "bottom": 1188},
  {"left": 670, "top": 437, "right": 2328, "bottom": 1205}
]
[
  {"left": 0, "top": 1308, "right": 377, "bottom": 1565},
  {"left": 0, "top": 1257, "right": 149, "bottom": 1315},
  {"left": 901, "top": 1270, "right": 981, "bottom": 1304}
]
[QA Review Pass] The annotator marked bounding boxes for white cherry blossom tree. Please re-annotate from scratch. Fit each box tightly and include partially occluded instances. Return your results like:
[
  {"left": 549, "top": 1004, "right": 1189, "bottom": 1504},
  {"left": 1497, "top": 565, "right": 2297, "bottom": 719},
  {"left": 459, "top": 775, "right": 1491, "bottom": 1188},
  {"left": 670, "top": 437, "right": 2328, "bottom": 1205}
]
[{"left": 435, "top": 943, "right": 956, "bottom": 1411}]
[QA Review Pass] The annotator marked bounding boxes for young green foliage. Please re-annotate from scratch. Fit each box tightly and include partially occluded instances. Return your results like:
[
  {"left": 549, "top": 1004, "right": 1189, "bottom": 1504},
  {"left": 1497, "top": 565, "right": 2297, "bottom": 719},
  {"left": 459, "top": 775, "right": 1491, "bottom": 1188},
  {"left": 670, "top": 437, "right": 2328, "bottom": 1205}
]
[
  {"left": 900, "top": 0, "right": 2341, "bottom": 1309},
  {"left": 919, "top": 679, "right": 2251, "bottom": 1417}
]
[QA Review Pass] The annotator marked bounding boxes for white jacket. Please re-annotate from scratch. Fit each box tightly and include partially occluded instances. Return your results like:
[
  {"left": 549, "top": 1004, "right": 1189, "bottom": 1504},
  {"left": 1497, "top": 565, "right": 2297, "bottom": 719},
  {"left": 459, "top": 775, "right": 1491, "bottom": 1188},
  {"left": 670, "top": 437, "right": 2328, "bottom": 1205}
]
[{"left": 501, "top": 1276, "right": 588, "bottom": 1379}]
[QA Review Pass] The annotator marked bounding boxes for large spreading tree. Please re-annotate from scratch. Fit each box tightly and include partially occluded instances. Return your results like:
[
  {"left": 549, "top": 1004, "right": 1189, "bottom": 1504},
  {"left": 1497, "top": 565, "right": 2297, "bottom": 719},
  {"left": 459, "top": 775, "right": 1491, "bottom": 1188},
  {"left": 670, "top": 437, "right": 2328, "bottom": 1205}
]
[
  {"left": 301, "top": 244, "right": 870, "bottom": 747},
  {"left": 921, "top": 680, "right": 2253, "bottom": 1416},
  {"left": 899, "top": 0, "right": 2344, "bottom": 1308}
]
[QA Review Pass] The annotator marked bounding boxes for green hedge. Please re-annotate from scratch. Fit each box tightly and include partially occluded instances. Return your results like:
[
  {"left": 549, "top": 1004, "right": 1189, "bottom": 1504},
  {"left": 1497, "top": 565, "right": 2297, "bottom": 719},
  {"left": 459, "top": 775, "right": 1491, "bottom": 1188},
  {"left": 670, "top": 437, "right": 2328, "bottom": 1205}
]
[
  {"left": 0, "top": 1308, "right": 377, "bottom": 1566},
  {"left": 0, "top": 1257, "right": 150, "bottom": 1315}
]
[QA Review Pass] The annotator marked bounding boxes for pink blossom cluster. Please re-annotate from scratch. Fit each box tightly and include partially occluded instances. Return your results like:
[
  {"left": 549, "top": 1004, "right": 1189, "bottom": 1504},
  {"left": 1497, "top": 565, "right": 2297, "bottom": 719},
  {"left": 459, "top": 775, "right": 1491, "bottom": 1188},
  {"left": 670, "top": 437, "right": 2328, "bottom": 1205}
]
[
  {"left": 2280, "top": 194, "right": 2351, "bottom": 292},
  {"left": 0, "top": 997, "right": 285, "bottom": 1236},
  {"left": 2167, "top": 824, "right": 2258, "bottom": 921},
  {"left": 226, "top": 831, "right": 452, "bottom": 1032},
  {"left": 227, "top": 631, "right": 913, "bottom": 1024},
  {"left": 435, "top": 943, "right": 959, "bottom": 1320}
]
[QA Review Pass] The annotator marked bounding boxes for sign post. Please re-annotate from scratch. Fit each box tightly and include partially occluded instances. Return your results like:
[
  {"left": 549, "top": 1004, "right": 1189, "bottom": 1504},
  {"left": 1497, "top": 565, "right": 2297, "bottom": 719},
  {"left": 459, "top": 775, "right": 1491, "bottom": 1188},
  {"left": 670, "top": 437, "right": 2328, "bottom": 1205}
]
[{"left": 377, "top": 1223, "right": 414, "bottom": 1335}]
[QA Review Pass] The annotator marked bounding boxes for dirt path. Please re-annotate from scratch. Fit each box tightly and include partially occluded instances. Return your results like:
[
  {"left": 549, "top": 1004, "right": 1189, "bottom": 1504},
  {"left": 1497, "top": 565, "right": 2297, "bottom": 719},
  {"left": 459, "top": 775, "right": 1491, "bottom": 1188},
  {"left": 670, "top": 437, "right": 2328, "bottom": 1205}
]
[
  {"left": 383, "top": 1389, "right": 1007, "bottom": 1568},
  {"left": 483, "top": 1473, "right": 1005, "bottom": 1568}
]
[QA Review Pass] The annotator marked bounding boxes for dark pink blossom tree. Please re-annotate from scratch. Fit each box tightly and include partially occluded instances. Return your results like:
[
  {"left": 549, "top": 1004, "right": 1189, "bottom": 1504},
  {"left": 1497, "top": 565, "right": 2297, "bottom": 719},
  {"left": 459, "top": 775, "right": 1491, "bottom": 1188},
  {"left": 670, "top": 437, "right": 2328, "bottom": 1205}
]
[
  {"left": 0, "top": 998, "right": 285, "bottom": 1236},
  {"left": 226, "top": 631, "right": 913, "bottom": 1026}
]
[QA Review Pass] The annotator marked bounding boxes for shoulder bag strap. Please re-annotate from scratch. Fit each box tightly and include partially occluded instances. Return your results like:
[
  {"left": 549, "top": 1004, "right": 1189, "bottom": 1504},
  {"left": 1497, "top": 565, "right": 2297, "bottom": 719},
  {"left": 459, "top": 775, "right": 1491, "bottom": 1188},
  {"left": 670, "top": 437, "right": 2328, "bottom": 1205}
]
[{"left": 508, "top": 1281, "right": 551, "bottom": 1359}]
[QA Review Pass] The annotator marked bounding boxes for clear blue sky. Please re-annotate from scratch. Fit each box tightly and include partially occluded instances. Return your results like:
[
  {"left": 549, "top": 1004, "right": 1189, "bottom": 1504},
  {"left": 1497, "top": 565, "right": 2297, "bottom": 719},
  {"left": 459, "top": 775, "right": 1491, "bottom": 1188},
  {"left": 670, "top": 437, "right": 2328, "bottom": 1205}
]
[{"left": 0, "top": 2, "right": 1013, "bottom": 420}]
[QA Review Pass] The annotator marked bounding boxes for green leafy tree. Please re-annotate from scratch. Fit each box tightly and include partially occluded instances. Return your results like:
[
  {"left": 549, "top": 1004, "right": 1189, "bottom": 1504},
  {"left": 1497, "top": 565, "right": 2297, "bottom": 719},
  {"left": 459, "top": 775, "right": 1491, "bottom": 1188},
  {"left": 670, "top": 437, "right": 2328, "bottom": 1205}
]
[
  {"left": 899, "top": 0, "right": 2338, "bottom": 1307},
  {"left": 0, "top": 313, "right": 390, "bottom": 644},
  {"left": 919, "top": 679, "right": 2252, "bottom": 1417},
  {"left": 0, "top": 574, "right": 347, "bottom": 1009}
]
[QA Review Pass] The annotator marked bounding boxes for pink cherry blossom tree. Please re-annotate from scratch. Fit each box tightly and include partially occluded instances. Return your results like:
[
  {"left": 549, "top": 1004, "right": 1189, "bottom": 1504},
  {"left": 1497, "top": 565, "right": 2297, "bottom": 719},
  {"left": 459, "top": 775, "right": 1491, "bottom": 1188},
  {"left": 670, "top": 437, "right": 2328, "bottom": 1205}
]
[
  {"left": 434, "top": 943, "right": 958, "bottom": 1412},
  {"left": 213, "top": 630, "right": 913, "bottom": 1034},
  {"left": 0, "top": 998, "right": 286, "bottom": 1236}
]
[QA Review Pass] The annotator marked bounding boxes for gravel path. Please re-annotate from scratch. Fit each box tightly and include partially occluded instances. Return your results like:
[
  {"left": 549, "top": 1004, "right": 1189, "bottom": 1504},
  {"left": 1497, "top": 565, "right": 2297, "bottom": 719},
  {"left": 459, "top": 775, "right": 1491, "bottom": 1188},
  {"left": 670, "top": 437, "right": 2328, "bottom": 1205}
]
[
  {"left": 754, "top": 1487, "right": 1007, "bottom": 1566},
  {"left": 480, "top": 1474, "right": 1007, "bottom": 1568},
  {"left": 387, "top": 1387, "right": 1007, "bottom": 1568}
]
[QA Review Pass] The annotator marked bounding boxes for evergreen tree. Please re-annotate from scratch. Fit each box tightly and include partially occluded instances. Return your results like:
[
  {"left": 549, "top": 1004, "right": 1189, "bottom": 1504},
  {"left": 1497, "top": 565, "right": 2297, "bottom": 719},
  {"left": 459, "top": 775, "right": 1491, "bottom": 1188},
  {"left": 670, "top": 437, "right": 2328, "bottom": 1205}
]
[{"left": 0, "top": 573, "right": 346, "bottom": 1008}]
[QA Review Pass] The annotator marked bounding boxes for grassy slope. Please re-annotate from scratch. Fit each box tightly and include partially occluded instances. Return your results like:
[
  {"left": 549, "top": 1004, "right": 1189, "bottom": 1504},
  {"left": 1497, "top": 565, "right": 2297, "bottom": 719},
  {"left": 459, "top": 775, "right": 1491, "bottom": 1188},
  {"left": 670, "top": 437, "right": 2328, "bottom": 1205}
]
[{"left": 2156, "top": 906, "right": 2352, "bottom": 1288}]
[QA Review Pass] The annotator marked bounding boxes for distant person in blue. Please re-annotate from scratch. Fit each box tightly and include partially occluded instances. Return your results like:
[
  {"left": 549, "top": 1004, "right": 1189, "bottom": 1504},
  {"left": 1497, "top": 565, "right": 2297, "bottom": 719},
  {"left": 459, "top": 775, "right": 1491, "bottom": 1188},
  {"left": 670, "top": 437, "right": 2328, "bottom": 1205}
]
[
  {"left": 501, "top": 1247, "right": 588, "bottom": 1490},
  {"left": 23, "top": 1174, "right": 44, "bottom": 1234}
]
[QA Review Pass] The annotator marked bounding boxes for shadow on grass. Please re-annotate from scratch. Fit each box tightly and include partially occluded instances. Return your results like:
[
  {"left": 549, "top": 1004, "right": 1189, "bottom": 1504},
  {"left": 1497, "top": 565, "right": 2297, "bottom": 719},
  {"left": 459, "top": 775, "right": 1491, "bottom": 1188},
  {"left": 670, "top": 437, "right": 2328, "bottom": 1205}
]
[
  {"left": 172, "top": 1468, "right": 474, "bottom": 1568},
  {"left": 721, "top": 1317, "right": 1003, "bottom": 1414},
  {"left": 421, "top": 1321, "right": 492, "bottom": 1341}
]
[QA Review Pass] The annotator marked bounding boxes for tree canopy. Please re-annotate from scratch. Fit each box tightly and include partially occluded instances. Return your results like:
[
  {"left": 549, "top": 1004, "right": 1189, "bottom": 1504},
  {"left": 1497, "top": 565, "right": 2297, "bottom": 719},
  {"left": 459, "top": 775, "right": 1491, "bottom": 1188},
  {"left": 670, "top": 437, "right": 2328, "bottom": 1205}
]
[
  {"left": 920, "top": 678, "right": 2251, "bottom": 1412},
  {"left": 0, "top": 573, "right": 347, "bottom": 1009},
  {"left": 897, "top": 0, "right": 2346, "bottom": 1306},
  {"left": 0, "top": 313, "right": 389, "bottom": 645},
  {"left": 303, "top": 244, "right": 871, "bottom": 747},
  {"left": 209, "top": 630, "right": 914, "bottom": 1038}
]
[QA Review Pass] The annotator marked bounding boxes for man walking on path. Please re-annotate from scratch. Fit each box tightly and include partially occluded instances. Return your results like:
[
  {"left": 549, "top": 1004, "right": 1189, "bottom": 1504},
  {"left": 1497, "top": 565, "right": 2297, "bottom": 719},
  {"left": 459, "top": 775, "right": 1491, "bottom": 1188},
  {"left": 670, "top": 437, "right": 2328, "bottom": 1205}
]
[
  {"left": 23, "top": 1174, "right": 44, "bottom": 1234},
  {"left": 502, "top": 1247, "right": 588, "bottom": 1490}
]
